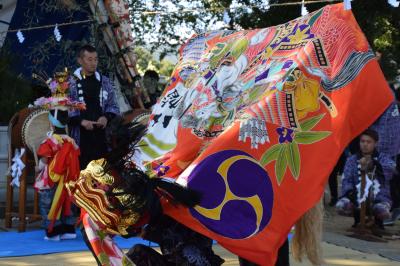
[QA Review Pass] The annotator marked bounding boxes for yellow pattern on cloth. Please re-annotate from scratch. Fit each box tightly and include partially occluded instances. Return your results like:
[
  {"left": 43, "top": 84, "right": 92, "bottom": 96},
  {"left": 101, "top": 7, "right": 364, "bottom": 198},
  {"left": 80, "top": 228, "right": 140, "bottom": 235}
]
[
  {"left": 283, "top": 70, "right": 320, "bottom": 120},
  {"left": 67, "top": 159, "right": 141, "bottom": 235}
]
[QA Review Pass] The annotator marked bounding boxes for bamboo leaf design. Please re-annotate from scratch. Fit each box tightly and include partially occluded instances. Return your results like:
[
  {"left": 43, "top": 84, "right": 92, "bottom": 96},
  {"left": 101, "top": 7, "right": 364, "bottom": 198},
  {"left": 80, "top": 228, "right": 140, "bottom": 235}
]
[
  {"left": 122, "top": 256, "right": 135, "bottom": 266},
  {"left": 275, "top": 144, "right": 288, "bottom": 185},
  {"left": 294, "top": 131, "right": 331, "bottom": 144},
  {"left": 285, "top": 142, "right": 301, "bottom": 179},
  {"left": 299, "top": 113, "right": 325, "bottom": 131},
  {"left": 97, "top": 230, "right": 107, "bottom": 241},
  {"left": 260, "top": 144, "right": 282, "bottom": 166},
  {"left": 98, "top": 252, "right": 110, "bottom": 265},
  {"left": 269, "top": 111, "right": 330, "bottom": 183}
]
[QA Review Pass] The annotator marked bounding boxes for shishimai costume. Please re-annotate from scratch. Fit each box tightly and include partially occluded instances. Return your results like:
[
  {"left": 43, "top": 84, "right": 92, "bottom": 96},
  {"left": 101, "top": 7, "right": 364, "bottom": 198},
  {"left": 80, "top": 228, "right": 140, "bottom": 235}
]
[
  {"left": 33, "top": 69, "right": 85, "bottom": 240},
  {"left": 66, "top": 123, "right": 224, "bottom": 266}
]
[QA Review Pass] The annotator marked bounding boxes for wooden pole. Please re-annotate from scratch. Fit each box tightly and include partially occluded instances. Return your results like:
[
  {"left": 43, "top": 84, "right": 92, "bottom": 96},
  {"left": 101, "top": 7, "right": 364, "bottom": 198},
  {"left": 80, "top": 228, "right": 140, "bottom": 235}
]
[
  {"left": 18, "top": 149, "right": 27, "bottom": 232},
  {"left": 5, "top": 122, "right": 15, "bottom": 229},
  {"left": 5, "top": 173, "right": 13, "bottom": 228},
  {"left": 359, "top": 171, "right": 366, "bottom": 230}
]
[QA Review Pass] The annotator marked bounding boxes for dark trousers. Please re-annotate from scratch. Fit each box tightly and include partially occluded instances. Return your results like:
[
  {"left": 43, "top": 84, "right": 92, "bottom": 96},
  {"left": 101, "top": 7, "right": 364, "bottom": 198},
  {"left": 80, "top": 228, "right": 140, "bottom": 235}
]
[
  {"left": 391, "top": 174, "right": 400, "bottom": 209},
  {"left": 328, "top": 152, "right": 347, "bottom": 203},
  {"left": 79, "top": 126, "right": 107, "bottom": 169},
  {"left": 238, "top": 239, "right": 289, "bottom": 266},
  {"left": 126, "top": 215, "right": 224, "bottom": 266},
  {"left": 391, "top": 155, "right": 400, "bottom": 209}
]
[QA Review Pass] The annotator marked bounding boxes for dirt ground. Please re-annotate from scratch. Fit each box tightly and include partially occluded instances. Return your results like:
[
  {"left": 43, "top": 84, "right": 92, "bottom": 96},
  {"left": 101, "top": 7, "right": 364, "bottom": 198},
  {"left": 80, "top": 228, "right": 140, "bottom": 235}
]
[{"left": 0, "top": 242, "right": 399, "bottom": 266}]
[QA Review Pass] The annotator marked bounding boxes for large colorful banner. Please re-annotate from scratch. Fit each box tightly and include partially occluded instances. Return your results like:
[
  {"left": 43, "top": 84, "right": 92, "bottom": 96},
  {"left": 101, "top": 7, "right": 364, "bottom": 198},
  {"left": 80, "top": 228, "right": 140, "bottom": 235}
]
[{"left": 140, "top": 3, "right": 393, "bottom": 265}]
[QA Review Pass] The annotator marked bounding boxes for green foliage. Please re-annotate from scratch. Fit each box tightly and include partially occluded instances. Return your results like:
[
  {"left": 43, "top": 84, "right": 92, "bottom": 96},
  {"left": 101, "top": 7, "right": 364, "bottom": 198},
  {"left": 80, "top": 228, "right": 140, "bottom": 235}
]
[
  {"left": 129, "top": 0, "right": 214, "bottom": 54},
  {"left": 351, "top": 0, "right": 399, "bottom": 81},
  {"left": 134, "top": 47, "right": 159, "bottom": 73},
  {"left": 159, "top": 59, "right": 176, "bottom": 77},
  {"left": 134, "top": 46, "right": 175, "bottom": 77}
]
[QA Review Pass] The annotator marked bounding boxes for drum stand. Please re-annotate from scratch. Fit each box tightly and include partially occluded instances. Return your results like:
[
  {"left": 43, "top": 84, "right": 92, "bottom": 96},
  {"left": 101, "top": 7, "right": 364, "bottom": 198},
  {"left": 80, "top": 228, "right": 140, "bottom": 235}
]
[{"left": 5, "top": 147, "right": 41, "bottom": 232}]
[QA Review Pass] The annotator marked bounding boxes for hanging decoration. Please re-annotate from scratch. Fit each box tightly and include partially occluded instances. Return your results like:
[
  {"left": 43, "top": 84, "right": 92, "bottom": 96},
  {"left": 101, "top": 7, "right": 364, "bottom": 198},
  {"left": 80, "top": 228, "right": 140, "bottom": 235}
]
[
  {"left": 155, "top": 14, "right": 161, "bottom": 31},
  {"left": 223, "top": 9, "right": 231, "bottom": 25},
  {"left": 16, "top": 30, "right": 24, "bottom": 43},
  {"left": 10, "top": 148, "right": 26, "bottom": 187},
  {"left": 356, "top": 174, "right": 372, "bottom": 204},
  {"left": 301, "top": 0, "right": 309, "bottom": 15},
  {"left": 343, "top": 0, "right": 352, "bottom": 10},
  {"left": 388, "top": 0, "right": 399, "bottom": 7},
  {"left": 372, "top": 179, "right": 381, "bottom": 198},
  {"left": 54, "top": 24, "right": 62, "bottom": 42}
]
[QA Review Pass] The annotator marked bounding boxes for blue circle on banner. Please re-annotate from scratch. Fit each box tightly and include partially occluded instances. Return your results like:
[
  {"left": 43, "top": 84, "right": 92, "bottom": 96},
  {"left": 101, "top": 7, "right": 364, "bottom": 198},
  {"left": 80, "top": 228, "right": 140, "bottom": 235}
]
[{"left": 188, "top": 150, "right": 274, "bottom": 239}]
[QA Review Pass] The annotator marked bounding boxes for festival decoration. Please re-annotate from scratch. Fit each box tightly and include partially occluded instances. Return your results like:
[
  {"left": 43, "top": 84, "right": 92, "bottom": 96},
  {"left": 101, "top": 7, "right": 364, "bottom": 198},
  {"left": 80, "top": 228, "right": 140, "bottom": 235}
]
[
  {"left": 54, "top": 24, "right": 62, "bottom": 42},
  {"left": 34, "top": 69, "right": 86, "bottom": 110},
  {"left": 344, "top": 0, "right": 352, "bottom": 10},
  {"left": 301, "top": 0, "right": 309, "bottom": 15},
  {"left": 16, "top": 30, "right": 24, "bottom": 43},
  {"left": 388, "top": 0, "right": 399, "bottom": 8},
  {"left": 10, "top": 148, "right": 26, "bottom": 187}
]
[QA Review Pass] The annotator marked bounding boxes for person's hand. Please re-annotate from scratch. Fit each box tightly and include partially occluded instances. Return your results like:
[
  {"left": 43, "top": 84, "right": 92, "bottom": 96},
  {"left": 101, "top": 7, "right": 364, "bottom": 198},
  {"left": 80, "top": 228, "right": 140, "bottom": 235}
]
[
  {"left": 97, "top": 116, "right": 108, "bottom": 129},
  {"left": 360, "top": 155, "right": 372, "bottom": 171},
  {"left": 81, "top": 119, "right": 94, "bottom": 130}
]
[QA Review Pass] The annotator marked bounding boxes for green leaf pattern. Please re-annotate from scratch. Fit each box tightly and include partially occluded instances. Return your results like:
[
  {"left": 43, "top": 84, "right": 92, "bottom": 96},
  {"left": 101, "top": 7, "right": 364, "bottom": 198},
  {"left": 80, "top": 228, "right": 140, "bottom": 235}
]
[
  {"left": 299, "top": 113, "right": 325, "bottom": 131},
  {"left": 286, "top": 142, "right": 301, "bottom": 179},
  {"left": 261, "top": 114, "right": 331, "bottom": 185},
  {"left": 98, "top": 252, "right": 111, "bottom": 266},
  {"left": 260, "top": 144, "right": 281, "bottom": 166},
  {"left": 275, "top": 144, "right": 288, "bottom": 185},
  {"left": 122, "top": 256, "right": 135, "bottom": 266},
  {"left": 294, "top": 131, "right": 331, "bottom": 144}
]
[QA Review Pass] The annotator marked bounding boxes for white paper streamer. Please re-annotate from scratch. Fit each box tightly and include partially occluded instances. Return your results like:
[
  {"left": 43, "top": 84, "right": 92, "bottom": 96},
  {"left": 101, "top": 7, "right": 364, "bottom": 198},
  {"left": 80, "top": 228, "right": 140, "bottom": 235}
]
[
  {"left": 301, "top": 0, "right": 308, "bottom": 16},
  {"left": 10, "top": 148, "right": 26, "bottom": 187},
  {"left": 154, "top": 14, "right": 161, "bottom": 31},
  {"left": 54, "top": 24, "right": 62, "bottom": 42},
  {"left": 388, "top": 0, "right": 399, "bottom": 7},
  {"left": 223, "top": 10, "right": 231, "bottom": 25},
  {"left": 372, "top": 179, "right": 381, "bottom": 198},
  {"left": 16, "top": 30, "right": 25, "bottom": 43},
  {"left": 356, "top": 174, "right": 372, "bottom": 204},
  {"left": 344, "top": 0, "right": 352, "bottom": 10}
]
